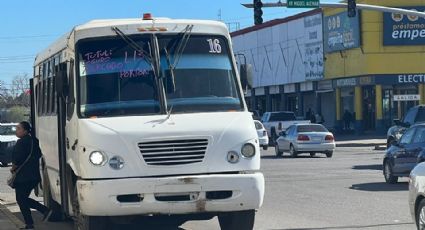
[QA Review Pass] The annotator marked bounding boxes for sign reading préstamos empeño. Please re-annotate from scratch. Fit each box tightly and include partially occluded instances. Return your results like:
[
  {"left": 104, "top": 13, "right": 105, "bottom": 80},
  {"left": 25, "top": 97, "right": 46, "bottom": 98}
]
[{"left": 383, "top": 6, "right": 425, "bottom": 46}]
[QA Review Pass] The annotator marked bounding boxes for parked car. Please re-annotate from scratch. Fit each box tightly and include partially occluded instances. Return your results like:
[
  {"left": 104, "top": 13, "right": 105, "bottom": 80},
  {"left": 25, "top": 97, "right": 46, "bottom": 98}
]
[
  {"left": 383, "top": 124, "right": 425, "bottom": 184},
  {"left": 274, "top": 124, "right": 335, "bottom": 158},
  {"left": 408, "top": 162, "right": 425, "bottom": 229},
  {"left": 387, "top": 105, "right": 425, "bottom": 148},
  {"left": 261, "top": 111, "right": 310, "bottom": 144},
  {"left": 254, "top": 120, "right": 269, "bottom": 150},
  {"left": 0, "top": 123, "right": 18, "bottom": 167}
]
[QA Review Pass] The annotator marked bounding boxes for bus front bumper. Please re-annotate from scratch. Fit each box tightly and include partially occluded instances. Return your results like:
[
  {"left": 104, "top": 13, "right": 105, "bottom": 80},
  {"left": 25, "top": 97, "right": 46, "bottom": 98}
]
[{"left": 76, "top": 172, "right": 264, "bottom": 216}]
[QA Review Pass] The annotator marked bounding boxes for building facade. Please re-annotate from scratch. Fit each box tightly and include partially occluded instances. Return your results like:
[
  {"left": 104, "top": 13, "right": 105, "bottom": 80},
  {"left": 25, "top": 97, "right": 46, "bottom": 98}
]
[{"left": 232, "top": 0, "right": 425, "bottom": 134}]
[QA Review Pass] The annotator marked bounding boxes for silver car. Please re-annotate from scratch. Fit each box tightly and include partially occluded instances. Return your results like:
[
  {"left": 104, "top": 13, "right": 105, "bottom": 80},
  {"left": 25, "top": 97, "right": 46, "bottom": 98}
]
[
  {"left": 254, "top": 120, "right": 269, "bottom": 150},
  {"left": 275, "top": 124, "right": 335, "bottom": 158}
]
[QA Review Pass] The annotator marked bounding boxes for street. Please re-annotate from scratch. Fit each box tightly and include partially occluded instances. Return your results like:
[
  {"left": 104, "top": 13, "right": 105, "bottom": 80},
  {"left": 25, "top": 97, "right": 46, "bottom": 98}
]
[{"left": 0, "top": 146, "right": 415, "bottom": 229}]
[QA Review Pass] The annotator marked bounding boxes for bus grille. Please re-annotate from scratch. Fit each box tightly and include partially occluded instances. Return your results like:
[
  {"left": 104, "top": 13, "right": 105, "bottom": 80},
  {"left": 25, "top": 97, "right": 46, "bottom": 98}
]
[{"left": 138, "top": 139, "right": 208, "bottom": 166}]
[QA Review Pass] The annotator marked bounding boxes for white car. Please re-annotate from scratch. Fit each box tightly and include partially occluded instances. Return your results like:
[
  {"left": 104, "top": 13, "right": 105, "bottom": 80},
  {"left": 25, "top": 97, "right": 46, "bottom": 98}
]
[
  {"left": 0, "top": 123, "right": 18, "bottom": 167},
  {"left": 409, "top": 162, "right": 425, "bottom": 229},
  {"left": 255, "top": 120, "right": 269, "bottom": 150},
  {"left": 275, "top": 124, "right": 335, "bottom": 158}
]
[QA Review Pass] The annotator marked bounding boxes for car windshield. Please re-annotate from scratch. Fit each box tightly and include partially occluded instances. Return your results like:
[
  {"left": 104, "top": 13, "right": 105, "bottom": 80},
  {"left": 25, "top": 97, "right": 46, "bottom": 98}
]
[
  {"left": 297, "top": 125, "right": 328, "bottom": 133},
  {"left": 0, "top": 125, "right": 16, "bottom": 135},
  {"left": 269, "top": 112, "right": 296, "bottom": 122},
  {"left": 77, "top": 36, "right": 159, "bottom": 117},
  {"left": 159, "top": 35, "right": 243, "bottom": 113}
]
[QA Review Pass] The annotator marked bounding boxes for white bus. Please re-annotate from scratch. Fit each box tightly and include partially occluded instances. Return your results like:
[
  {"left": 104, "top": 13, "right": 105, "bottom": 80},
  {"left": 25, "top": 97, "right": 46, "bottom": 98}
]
[{"left": 31, "top": 14, "right": 264, "bottom": 230}]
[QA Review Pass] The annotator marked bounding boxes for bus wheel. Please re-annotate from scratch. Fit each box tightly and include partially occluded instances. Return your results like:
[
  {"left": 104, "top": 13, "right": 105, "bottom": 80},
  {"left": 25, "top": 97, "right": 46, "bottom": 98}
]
[
  {"left": 218, "top": 210, "right": 255, "bottom": 230},
  {"left": 72, "top": 185, "right": 109, "bottom": 230}
]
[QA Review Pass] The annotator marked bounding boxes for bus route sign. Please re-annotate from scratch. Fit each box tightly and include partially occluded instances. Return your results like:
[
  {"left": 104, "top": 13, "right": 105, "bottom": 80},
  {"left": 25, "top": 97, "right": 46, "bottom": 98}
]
[{"left": 287, "top": 0, "right": 320, "bottom": 8}]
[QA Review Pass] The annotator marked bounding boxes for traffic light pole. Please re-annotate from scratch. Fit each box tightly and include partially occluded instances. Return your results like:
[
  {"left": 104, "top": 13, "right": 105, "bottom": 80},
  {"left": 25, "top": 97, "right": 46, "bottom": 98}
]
[{"left": 242, "top": 2, "right": 425, "bottom": 18}]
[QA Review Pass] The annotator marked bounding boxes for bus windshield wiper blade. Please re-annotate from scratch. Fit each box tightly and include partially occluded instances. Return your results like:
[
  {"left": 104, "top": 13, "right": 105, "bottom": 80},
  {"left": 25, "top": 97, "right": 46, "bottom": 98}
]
[{"left": 111, "top": 26, "right": 153, "bottom": 65}]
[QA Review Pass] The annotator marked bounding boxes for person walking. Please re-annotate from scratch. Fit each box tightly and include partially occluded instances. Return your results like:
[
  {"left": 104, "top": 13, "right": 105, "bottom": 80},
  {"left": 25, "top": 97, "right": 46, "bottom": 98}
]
[
  {"left": 343, "top": 110, "right": 352, "bottom": 131},
  {"left": 11, "top": 121, "right": 52, "bottom": 229}
]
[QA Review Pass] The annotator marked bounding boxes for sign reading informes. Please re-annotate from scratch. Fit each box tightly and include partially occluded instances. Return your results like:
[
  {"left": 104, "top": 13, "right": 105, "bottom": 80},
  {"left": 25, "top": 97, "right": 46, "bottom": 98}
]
[
  {"left": 324, "top": 11, "right": 361, "bottom": 52},
  {"left": 383, "top": 6, "right": 425, "bottom": 46},
  {"left": 393, "top": 94, "right": 420, "bottom": 101},
  {"left": 287, "top": 0, "right": 319, "bottom": 8}
]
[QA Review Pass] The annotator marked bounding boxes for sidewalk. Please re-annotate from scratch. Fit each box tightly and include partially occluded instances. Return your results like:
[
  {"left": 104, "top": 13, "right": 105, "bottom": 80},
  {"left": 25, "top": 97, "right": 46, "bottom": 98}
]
[
  {"left": 0, "top": 203, "right": 21, "bottom": 230},
  {"left": 334, "top": 134, "right": 387, "bottom": 148}
]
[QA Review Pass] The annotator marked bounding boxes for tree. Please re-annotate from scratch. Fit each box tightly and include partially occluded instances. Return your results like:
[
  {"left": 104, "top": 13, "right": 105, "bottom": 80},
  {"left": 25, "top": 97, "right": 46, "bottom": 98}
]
[
  {"left": 3, "top": 106, "right": 29, "bottom": 122},
  {"left": 9, "top": 74, "right": 30, "bottom": 107}
]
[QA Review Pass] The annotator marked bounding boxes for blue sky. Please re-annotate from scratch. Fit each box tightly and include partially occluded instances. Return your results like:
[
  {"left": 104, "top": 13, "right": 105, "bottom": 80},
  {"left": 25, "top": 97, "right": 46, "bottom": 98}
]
[{"left": 0, "top": 0, "right": 339, "bottom": 86}]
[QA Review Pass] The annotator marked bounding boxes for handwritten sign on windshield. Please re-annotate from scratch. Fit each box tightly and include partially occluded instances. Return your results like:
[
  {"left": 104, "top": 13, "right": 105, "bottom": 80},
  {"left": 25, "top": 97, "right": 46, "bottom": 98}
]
[{"left": 80, "top": 47, "right": 152, "bottom": 79}]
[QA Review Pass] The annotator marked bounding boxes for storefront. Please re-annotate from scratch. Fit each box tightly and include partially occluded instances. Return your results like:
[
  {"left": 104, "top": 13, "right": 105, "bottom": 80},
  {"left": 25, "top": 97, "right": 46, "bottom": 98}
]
[{"left": 333, "top": 75, "right": 425, "bottom": 133}]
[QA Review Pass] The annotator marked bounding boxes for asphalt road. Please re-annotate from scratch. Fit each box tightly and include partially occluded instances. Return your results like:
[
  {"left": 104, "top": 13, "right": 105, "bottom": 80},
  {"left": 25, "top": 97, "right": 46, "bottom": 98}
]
[{"left": 0, "top": 147, "right": 416, "bottom": 230}]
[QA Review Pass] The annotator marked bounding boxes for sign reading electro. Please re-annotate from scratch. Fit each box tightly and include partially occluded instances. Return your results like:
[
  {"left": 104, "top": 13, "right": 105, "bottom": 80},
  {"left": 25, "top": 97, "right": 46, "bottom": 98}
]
[{"left": 383, "top": 6, "right": 425, "bottom": 46}]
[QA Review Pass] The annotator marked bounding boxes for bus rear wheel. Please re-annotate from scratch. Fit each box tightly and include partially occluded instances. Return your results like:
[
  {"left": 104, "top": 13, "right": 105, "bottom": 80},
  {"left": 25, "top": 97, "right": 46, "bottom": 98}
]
[
  {"left": 218, "top": 210, "right": 255, "bottom": 230},
  {"left": 72, "top": 184, "right": 109, "bottom": 230}
]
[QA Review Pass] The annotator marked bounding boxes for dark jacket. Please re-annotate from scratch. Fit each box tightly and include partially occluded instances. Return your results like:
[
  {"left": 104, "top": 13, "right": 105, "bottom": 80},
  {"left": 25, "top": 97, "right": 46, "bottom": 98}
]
[{"left": 12, "top": 135, "right": 42, "bottom": 183}]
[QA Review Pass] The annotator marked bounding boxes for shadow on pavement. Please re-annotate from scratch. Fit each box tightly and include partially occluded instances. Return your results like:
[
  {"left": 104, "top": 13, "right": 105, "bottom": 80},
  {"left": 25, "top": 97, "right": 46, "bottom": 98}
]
[
  {"left": 352, "top": 164, "right": 382, "bottom": 171},
  {"left": 261, "top": 155, "right": 324, "bottom": 159},
  {"left": 280, "top": 222, "right": 413, "bottom": 229},
  {"left": 15, "top": 210, "right": 187, "bottom": 230},
  {"left": 349, "top": 182, "right": 408, "bottom": 192}
]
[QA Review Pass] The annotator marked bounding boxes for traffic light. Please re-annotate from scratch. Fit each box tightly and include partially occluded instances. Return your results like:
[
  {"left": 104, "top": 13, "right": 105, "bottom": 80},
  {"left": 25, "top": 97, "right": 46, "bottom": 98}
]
[
  {"left": 254, "top": 0, "right": 263, "bottom": 25},
  {"left": 347, "top": 0, "right": 357, "bottom": 18}
]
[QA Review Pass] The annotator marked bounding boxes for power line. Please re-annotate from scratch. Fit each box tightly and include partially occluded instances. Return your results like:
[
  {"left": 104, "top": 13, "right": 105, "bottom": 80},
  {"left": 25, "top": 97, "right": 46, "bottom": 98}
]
[{"left": 0, "top": 35, "right": 57, "bottom": 40}]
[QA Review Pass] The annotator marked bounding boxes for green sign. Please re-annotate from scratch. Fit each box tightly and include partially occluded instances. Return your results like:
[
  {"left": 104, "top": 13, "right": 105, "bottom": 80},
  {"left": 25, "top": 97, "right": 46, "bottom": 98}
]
[{"left": 287, "top": 0, "right": 320, "bottom": 8}]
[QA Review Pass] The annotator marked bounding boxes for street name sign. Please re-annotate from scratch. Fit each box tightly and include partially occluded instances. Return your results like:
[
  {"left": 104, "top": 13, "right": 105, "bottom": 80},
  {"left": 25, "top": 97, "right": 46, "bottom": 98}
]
[{"left": 287, "top": 0, "right": 320, "bottom": 8}]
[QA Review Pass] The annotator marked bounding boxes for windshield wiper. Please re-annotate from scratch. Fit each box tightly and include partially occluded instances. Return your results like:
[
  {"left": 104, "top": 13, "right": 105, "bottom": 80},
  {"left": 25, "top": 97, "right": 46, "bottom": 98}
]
[
  {"left": 111, "top": 26, "right": 154, "bottom": 67},
  {"left": 162, "top": 25, "right": 193, "bottom": 93}
]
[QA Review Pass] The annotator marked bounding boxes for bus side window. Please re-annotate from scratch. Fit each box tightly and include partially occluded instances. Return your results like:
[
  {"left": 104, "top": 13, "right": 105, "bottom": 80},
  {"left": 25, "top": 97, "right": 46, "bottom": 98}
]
[
  {"left": 46, "top": 77, "right": 51, "bottom": 115},
  {"left": 43, "top": 78, "right": 48, "bottom": 115},
  {"left": 67, "top": 60, "right": 75, "bottom": 120}
]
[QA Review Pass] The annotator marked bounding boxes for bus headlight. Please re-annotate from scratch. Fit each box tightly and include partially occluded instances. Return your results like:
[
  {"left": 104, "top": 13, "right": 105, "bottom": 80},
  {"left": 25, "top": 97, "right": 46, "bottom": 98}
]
[
  {"left": 109, "top": 156, "right": 125, "bottom": 170},
  {"left": 89, "top": 151, "right": 107, "bottom": 166},
  {"left": 241, "top": 143, "right": 256, "bottom": 158}
]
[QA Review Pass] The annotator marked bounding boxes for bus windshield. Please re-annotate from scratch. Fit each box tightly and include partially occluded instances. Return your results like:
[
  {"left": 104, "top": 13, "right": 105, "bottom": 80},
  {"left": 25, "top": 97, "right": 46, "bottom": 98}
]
[
  {"left": 77, "top": 36, "right": 159, "bottom": 117},
  {"left": 159, "top": 35, "right": 243, "bottom": 113},
  {"left": 77, "top": 34, "right": 242, "bottom": 117}
]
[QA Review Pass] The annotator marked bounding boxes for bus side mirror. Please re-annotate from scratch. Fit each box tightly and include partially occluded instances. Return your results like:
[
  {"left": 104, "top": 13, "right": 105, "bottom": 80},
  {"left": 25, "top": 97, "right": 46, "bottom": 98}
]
[
  {"left": 240, "top": 64, "right": 253, "bottom": 90},
  {"left": 55, "top": 63, "right": 69, "bottom": 98}
]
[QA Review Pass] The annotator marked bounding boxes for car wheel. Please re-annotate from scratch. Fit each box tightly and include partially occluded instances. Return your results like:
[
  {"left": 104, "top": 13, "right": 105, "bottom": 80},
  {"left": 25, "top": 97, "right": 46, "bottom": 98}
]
[
  {"left": 383, "top": 160, "right": 398, "bottom": 184},
  {"left": 275, "top": 145, "right": 283, "bottom": 157},
  {"left": 416, "top": 199, "right": 425, "bottom": 230},
  {"left": 289, "top": 145, "right": 297, "bottom": 158},
  {"left": 325, "top": 151, "right": 333, "bottom": 158},
  {"left": 310, "top": 152, "right": 316, "bottom": 157},
  {"left": 263, "top": 145, "right": 268, "bottom": 151}
]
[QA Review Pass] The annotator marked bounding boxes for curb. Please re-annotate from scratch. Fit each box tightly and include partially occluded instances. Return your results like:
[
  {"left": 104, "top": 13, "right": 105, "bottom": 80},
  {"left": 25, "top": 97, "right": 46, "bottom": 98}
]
[
  {"left": 0, "top": 202, "right": 23, "bottom": 229},
  {"left": 336, "top": 143, "right": 386, "bottom": 148}
]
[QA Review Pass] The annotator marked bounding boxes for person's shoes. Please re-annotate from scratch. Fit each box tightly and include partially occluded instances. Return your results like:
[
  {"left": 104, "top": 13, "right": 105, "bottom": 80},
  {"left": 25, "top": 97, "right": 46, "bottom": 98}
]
[
  {"left": 42, "top": 209, "right": 53, "bottom": 222},
  {"left": 19, "top": 225, "right": 34, "bottom": 229}
]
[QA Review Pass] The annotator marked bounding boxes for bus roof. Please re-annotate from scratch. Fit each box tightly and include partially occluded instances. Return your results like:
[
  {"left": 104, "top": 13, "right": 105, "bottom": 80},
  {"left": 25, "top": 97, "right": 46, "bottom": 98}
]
[{"left": 34, "top": 18, "right": 229, "bottom": 66}]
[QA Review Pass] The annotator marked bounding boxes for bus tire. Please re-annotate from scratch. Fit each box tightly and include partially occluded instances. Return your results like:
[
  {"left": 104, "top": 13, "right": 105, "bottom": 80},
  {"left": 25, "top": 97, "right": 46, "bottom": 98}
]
[
  {"left": 72, "top": 182, "right": 109, "bottom": 230},
  {"left": 218, "top": 210, "right": 255, "bottom": 230}
]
